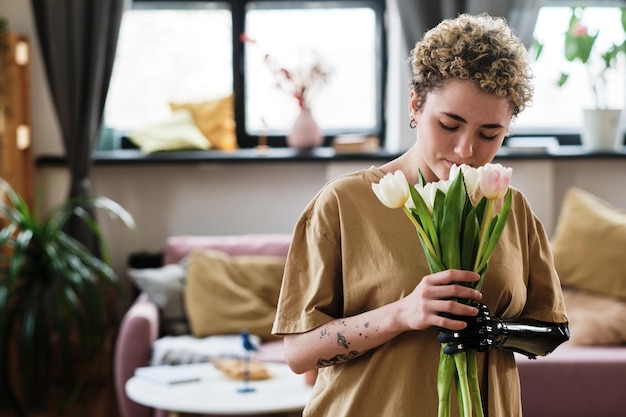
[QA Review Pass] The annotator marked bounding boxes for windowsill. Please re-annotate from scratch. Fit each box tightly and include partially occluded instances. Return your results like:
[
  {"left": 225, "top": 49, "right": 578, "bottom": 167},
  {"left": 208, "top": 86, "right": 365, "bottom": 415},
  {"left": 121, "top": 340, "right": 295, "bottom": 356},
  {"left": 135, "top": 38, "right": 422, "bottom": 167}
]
[
  {"left": 37, "top": 147, "right": 401, "bottom": 166},
  {"left": 35, "top": 145, "right": 626, "bottom": 167}
]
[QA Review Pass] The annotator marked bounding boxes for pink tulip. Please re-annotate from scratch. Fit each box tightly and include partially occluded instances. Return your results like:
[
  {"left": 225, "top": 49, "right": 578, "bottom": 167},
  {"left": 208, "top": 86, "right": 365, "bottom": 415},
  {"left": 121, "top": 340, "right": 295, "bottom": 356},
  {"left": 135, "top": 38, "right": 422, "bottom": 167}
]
[{"left": 477, "top": 163, "right": 512, "bottom": 200}]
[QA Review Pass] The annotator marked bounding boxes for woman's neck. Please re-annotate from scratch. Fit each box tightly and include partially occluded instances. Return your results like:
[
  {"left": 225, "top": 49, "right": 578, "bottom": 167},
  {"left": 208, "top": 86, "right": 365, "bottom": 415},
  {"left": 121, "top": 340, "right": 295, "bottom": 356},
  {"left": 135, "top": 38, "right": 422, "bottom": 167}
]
[{"left": 379, "top": 145, "right": 434, "bottom": 184}]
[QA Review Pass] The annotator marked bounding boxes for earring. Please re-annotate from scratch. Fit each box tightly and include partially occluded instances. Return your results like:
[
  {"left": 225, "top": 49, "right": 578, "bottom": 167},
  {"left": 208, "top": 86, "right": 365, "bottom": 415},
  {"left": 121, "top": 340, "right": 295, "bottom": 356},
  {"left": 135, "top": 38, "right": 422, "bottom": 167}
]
[{"left": 409, "top": 118, "right": 417, "bottom": 129}]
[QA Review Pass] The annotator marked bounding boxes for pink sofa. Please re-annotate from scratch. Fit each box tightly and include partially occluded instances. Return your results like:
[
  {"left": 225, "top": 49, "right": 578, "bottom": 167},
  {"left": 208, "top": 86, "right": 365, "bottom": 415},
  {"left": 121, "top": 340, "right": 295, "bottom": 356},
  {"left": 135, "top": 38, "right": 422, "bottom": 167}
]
[
  {"left": 114, "top": 234, "right": 294, "bottom": 417},
  {"left": 114, "top": 234, "right": 626, "bottom": 417}
]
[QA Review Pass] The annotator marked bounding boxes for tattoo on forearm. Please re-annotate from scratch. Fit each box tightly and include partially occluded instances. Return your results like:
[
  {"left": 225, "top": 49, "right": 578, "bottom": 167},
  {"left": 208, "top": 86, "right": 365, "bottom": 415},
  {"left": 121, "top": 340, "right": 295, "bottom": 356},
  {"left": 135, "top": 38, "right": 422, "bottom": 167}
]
[
  {"left": 315, "top": 320, "right": 379, "bottom": 367},
  {"left": 337, "top": 332, "right": 349, "bottom": 349},
  {"left": 317, "top": 351, "right": 361, "bottom": 367}
]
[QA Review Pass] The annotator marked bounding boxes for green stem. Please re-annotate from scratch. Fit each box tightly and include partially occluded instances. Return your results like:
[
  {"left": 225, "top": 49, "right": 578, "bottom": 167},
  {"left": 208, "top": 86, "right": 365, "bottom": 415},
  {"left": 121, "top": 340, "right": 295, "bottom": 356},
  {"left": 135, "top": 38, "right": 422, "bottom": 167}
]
[
  {"left": 455, "top": 372, "right": 465, "bottom": 417},
  {"left": 453, "top": 352, "right": 472, "bottom": 417},
  {"left": 402, "top": 206, "right": 439, "bottom": 261},
  {"left": 437, "top": 346, "right": 455, "bottom": 417},
  {"left": 467, "top": 349, "right": 484, "bottom": 417},
  {"left": 473, "top": 199, "right": 494, "bottom": 273}
]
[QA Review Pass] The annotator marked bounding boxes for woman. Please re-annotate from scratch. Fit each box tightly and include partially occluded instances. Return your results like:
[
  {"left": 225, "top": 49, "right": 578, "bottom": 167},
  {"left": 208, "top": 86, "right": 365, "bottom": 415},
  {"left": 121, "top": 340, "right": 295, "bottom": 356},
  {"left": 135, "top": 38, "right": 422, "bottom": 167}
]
[{"left": 272, "top": 13, "right": 569, "bottom": 416}]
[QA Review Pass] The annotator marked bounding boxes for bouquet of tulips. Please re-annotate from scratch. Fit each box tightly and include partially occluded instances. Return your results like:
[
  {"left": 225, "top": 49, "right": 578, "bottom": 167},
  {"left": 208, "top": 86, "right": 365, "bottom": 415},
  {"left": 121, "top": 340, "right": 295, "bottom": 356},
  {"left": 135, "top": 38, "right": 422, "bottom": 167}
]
[{"left": 372, "top": 163, "right": 513, "bottom": 417}]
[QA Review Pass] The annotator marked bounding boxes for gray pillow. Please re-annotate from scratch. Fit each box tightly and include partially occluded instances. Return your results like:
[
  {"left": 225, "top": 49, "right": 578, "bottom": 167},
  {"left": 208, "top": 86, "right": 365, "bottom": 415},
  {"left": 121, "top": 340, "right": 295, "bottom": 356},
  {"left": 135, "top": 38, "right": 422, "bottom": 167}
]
[{"left": 128, "top": 264, "right": 189, "bottom": 335}]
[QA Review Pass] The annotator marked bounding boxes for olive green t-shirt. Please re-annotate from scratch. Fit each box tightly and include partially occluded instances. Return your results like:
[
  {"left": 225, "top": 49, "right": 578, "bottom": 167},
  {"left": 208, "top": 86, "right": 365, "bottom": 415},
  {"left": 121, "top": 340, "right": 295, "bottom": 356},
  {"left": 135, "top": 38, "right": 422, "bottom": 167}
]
[{"left": 273, "top": 166, "right": 567, "bottom": 417}]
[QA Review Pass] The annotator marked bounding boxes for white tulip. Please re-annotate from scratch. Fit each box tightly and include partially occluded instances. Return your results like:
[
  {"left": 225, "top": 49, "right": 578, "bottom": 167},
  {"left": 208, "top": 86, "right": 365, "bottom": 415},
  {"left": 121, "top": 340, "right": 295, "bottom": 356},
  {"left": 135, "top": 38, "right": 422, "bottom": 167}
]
[{"left": 372, "top": 170, "right": 410, "bottom": 209}]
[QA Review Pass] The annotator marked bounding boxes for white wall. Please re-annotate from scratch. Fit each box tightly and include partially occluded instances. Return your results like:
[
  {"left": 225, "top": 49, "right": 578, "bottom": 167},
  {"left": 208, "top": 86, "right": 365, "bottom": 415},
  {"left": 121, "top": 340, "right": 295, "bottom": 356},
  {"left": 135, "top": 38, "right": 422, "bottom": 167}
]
[{"left": 36, "top": 157, "right": 626, "bottom": 284}]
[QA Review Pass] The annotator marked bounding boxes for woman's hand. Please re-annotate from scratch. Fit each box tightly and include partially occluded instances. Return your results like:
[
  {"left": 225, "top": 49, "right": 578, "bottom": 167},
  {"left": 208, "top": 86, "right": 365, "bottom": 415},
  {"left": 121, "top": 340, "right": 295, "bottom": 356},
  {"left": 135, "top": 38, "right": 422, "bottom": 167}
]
[{"left": 398, "top": 269, "right": 482, "bottom": 332}]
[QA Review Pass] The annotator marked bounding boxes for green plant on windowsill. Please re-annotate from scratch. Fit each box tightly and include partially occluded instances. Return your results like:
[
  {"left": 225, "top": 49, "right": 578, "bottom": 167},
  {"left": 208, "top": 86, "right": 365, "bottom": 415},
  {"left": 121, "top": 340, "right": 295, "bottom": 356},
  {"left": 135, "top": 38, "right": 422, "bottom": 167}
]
[
  {"left": 0, "top": 178, "right": 135, "bottom": 416},
  {"left": 534, "top": 6, "right": 626, "bottom": 109}
]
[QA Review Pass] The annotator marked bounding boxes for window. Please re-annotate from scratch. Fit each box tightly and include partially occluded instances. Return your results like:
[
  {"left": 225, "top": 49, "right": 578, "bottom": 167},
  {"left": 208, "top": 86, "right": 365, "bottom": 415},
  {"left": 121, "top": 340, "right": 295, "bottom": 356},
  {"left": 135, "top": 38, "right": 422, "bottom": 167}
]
[
  {"left": 105, "top": 2, "right": 233, "bottom": 132},
  {"left": 103, "top": 0, "right": 387, "bottom": 149},
  {"left": 515, "top": 4, "right": 626, "bottom": 136}
]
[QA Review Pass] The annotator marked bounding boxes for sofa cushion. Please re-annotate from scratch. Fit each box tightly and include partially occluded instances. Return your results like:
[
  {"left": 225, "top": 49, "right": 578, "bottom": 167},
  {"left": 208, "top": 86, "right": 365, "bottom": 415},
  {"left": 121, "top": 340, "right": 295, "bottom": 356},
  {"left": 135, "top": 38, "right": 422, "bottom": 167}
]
[
  {"left": 127, "top": 264, "right": 189, "bottom": 335},
  {"left": 563, "top": 288, "right": 626, "bottom": 345},
  {"left": 184, "top": 249, "right": 285, "bottom": 342},
  {"left": 163, "top": 234, "right": 292, "bottom": 265},
  {"left": 551, "top": 187, "right": 626, "bottom": 300}
]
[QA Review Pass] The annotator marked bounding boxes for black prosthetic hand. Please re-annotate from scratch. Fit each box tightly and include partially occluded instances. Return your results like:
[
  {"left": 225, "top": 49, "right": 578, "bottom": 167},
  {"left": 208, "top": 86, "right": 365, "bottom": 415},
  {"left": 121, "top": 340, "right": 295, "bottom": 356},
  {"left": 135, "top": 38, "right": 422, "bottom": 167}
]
[{"left": 438, "top": 303, "right": 570, "bottom": 359}]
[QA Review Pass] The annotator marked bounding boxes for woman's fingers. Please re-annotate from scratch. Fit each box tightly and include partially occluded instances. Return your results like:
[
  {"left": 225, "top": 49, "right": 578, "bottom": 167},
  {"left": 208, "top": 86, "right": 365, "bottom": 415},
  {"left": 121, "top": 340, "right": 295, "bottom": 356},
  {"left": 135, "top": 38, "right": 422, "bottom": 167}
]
[
  {"left": 420, "top": 271, "right": 482, "bottom": 303},
  {"left": 427, "top": 269, "right": 480, "bottom": 286},
  {"left": 406, "top": 269, "right": 483, "bottom": 330}
]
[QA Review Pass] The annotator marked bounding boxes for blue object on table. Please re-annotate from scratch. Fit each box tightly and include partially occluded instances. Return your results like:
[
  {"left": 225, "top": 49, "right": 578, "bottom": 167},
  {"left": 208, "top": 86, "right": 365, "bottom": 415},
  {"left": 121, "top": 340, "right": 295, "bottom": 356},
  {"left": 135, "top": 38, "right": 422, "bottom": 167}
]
[
  {"left": 238, "top": 329, "right": 257, "bottom": 393},
  {"left": 241, "top": 329, "right": 258, "bottom": 352}
]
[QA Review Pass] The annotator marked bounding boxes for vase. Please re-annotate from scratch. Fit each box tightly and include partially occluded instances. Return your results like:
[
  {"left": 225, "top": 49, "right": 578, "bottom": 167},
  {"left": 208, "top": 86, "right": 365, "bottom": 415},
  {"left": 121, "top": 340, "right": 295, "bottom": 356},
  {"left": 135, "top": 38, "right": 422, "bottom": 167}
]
[
  {"left": 287, "top": 108, "right": 323, "bottom": 150},
  {"left": 581, "top": 109, "right": 623, "bottom": 151}
]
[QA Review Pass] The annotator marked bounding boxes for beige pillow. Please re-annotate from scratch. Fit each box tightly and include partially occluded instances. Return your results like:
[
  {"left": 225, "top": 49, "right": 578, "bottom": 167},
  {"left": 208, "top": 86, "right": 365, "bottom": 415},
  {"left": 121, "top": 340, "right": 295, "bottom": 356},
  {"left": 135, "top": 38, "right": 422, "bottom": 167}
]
[
  {"left": 563, "top": 288, "right": 626, "bottom": 345},
  {"left": 170, "top": 94, "right": 237, "bottom": 150},
  {"left": 128, "top": 109, "right": 211, "bottom": 153},
  {"left": 184, "top": 249, "right": 285, "bottom": 342},
  {"left": 551, "top": 187, "right": 626, "bottom": 300}
]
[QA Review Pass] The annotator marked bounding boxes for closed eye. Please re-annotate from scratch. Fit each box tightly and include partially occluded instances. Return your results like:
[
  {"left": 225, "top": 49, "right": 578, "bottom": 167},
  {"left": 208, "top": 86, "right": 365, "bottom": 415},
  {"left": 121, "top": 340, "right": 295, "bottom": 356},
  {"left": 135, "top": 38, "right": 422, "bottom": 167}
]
[
  {"left": 440, "top": 122, "right": 458, "bottom": 131},
  {"left": 479, "top": 132, "right": 498, "bottom": 140}
]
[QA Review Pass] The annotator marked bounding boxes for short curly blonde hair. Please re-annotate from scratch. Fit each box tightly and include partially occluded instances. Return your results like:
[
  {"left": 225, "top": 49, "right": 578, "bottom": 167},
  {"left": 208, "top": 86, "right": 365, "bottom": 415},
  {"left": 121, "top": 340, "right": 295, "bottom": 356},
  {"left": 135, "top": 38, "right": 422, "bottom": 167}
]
[{"left": 410, "top": 13, "right": 533, "bottom": 116}]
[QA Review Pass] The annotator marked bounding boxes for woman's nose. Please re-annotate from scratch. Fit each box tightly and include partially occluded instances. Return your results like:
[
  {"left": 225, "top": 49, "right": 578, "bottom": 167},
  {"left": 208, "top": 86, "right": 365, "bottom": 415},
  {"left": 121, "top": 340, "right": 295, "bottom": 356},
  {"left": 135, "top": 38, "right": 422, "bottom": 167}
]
[{"left": 453, "top": 134, "right": 473, "bottom": 158}]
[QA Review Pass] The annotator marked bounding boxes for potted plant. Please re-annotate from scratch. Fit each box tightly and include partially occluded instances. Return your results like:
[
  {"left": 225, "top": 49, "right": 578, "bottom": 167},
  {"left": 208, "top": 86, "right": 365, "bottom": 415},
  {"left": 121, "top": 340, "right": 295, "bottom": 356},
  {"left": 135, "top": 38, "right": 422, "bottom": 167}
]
[
  {"left": 535, "top": 7, "right": 626, "bottom": 150},
  {"left": 0, "top": 178, "right": 135, "bottom": 416}
]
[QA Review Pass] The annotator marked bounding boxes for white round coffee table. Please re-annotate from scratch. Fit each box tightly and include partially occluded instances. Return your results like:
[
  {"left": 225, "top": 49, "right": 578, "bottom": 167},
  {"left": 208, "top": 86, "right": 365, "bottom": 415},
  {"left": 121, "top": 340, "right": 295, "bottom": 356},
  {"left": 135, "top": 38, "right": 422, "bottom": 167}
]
[{"left": 126, "top": 362, "right": 313, "bottom": 416}]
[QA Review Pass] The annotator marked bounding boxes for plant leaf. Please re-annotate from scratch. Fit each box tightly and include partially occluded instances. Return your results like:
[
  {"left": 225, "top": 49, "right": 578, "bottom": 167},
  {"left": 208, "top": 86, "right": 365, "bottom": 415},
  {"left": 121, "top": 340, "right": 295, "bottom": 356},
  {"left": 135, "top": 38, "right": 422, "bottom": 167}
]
[
  {"left": 440, "top": 173, "right": 465, "bottom": 269},
  {"left": 475, "top": 190, "right": 513, "bottom": 274}
]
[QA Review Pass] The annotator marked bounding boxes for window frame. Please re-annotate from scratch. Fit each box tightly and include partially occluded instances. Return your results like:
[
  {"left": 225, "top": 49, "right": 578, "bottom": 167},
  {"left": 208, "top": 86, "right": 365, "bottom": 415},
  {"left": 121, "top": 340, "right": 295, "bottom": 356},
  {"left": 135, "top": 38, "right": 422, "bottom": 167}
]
[
  {"left": 512, "top": 0, "right": 626, "bottom": 145},
  {"left": 126, "top": 0, "right": 388, "bottom": 149}
]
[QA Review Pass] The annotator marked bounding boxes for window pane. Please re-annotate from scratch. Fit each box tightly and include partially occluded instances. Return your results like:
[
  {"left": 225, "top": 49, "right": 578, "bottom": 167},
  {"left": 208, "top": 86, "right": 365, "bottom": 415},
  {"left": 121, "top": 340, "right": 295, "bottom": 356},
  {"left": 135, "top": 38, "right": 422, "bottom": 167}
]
[
  {"left": 105, "top": 2, "right": 232, "bottom": 131},
  {"left": 516, "top": 7, "right": 625, "bottom": 132},
  {"left": 243, "top": 3, "right": 380, "bottom": 136}
]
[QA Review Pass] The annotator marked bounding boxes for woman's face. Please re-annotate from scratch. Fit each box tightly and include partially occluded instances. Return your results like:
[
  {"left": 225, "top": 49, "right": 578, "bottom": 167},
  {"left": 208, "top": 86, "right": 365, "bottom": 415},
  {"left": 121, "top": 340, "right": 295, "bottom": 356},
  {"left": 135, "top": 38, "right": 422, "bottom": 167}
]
[{"left": 410, "top": 79, "right": 513, "bottom": 182}]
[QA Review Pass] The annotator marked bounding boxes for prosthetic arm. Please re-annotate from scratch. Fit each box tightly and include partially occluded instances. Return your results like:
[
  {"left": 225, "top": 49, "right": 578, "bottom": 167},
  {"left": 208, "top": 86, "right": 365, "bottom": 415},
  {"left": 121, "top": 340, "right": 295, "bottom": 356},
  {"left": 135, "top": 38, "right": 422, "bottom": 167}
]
[{"left": 438, "top": 303, "right": 570, "bottom": 359}]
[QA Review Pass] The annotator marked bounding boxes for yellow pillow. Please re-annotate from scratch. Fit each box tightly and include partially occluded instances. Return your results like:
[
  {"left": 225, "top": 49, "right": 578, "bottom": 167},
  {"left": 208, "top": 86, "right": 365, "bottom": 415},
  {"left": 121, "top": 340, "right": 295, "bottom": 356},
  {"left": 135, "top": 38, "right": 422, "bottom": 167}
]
[
  {"left": 128, "top": 109, "right": 210, "bottom": 153},
  {"left": 551, "top": 187, "right": 626, "bottom": 300},
  {"left": 563, "top": 288, "right": 626, "bottom": 345},
  {"left": 184, "top": 249, "right": 285, "bottom": 342},
  {"left": 170, "top": 94, "right": 237, "bottom": 150}
]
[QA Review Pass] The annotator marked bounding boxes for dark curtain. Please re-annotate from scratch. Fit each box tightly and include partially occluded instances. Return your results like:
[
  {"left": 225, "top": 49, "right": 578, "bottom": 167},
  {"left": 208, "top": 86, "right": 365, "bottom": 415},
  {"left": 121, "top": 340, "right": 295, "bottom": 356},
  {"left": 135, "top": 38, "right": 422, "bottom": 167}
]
[
  {"left": 396, "top": 0, "right": 544, "bottom": 54},
  {"left": 30, "top": 0, "right": 127, "bottom": 252}
]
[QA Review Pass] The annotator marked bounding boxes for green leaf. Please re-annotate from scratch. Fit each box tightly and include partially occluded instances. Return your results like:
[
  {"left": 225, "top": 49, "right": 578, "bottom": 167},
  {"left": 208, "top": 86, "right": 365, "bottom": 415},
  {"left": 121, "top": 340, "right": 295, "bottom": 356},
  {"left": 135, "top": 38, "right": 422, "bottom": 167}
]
[
  {"left": 461, "top": 207, "right": 479, "bottom": 272},
  {"left": 417, "top": 169, "right": 426, "bottom": 187},
  {"left": 408, "top": 183, "right": 441, "bottom": 260},
  {"left": 531, "top": 38, "right": 544, "bottom": 61},
  {"left": 476, "top": 190, "right": 513, "bottom": 273},
  {"left": 439, "top": 173, "right": 466, "bottom": 269},
  {"left": 564, "top": 8, "right": 598, "bottom": 64}
]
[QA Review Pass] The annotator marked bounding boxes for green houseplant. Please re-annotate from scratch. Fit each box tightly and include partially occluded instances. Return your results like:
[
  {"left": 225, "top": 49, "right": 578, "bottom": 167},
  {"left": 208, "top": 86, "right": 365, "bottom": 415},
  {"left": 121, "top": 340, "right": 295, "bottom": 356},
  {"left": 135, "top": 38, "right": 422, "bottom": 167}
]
[
  {"left": 557, "top": 6, "right": 626, "bottom": 109},
  {"left": 535, "top": 7, "right": 626, "bottom": 150},
  {"left": 0, "top": 178, "right": 135, "bottom": 416}
]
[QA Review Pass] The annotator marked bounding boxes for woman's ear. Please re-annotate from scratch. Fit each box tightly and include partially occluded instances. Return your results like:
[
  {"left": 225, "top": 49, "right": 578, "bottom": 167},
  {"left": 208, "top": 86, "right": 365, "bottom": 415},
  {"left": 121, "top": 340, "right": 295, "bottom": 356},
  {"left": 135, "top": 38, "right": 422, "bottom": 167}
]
[{"left": 408, "top": 90, "right": 419, "bottom": 120}]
